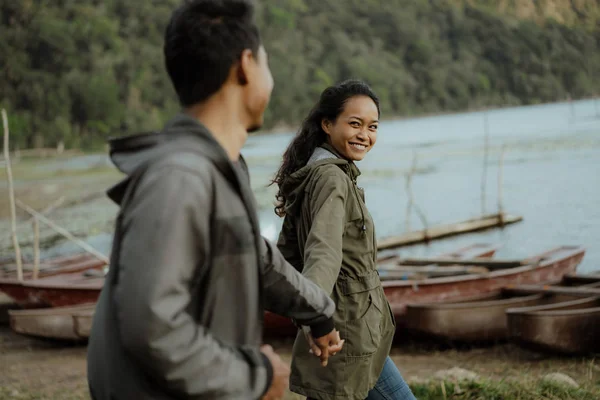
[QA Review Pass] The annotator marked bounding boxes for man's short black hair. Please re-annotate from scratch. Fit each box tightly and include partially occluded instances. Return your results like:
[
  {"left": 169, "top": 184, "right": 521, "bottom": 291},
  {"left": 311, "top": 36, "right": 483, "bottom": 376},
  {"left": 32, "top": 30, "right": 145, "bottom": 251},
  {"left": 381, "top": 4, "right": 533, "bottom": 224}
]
[{"left": 164, "top": 0, "right": 261, "bottom": 107}]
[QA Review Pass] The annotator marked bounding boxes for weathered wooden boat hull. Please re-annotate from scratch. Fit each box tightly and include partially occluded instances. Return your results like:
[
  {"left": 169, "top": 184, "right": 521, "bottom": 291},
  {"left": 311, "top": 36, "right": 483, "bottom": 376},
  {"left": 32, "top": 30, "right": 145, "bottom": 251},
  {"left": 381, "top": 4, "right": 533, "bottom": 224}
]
[
  {"left": 506, "top": 296, "right": 600, "bottom": 355},
  {"left": 73, "top": 308, "right": 94, "bottom": 338},
  {"left": 13, "top": 243, "right": 498, "bottom": 311},
  {"left": 561, "top": 273, "right": 600, "bottom": 286},
  {"left": 405, "top": 292, "right": 584, "bottom": 342},
  {"left": 22, "top": 275, "right": 104, "bottom": 307},
  {"left": 404, "top": 276, "right": 599, "bottom": 342},
  {"left": 0, "top": 254, "right": 105, "bottom": 306},
  {"left": 8, "top": 303, "right": 95, "bottom": 340},
  {"left": 263, "top": 243, "right": 500, "bottom": 337},
  {"left": 384, "top": 246, "right": 584, "bottom": 322}
]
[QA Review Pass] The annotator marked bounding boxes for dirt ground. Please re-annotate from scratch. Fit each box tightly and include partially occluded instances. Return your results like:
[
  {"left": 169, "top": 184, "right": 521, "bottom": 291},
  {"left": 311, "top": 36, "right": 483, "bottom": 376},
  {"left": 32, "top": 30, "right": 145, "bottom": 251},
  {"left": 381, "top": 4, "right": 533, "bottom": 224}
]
[{"left": 1, "top": 324, "right": 597, "bottom": 400}]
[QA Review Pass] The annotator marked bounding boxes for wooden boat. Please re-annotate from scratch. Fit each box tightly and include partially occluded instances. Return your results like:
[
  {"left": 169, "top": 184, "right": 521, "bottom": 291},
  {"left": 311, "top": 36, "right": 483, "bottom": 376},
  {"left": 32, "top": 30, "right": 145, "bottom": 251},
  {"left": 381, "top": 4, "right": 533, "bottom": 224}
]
[
  {"left": 383, "top": 246, "right": 584, "bottom": 323},
  {"left": 405, "top": 277, "right": 600, "bottom": 342},
  {"left": 17, "top": 243, "right": 499, "bottom": 311},
  {"left": 377, "top": 213, "right": 522, "bottom": 250},
  {"left": 506, "top": 293, "right": 600, "bottom": 355},
  {"left": 377, "top": 242, "right": 498, "bottom": 275},
  {"left": 8, "top": 303, "right": 95, "bottom": 340},
  {"left": 19, "top": 269, "right": 105, "bottom": 307},
  {"left": 72, "top": 308, "right": 94, "bottom": 338},
  {"left": 0, "top": 253, "right": 106, "bottom": 305},
  {"left": 264, "top": 243, "right": 500, "bottom": 337}
]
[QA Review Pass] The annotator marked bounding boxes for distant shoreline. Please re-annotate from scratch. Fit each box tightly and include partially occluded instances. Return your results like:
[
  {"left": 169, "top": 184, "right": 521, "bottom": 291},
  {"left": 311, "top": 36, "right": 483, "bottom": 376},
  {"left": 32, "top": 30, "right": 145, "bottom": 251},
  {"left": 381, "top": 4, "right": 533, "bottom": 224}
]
[{"left": 253, "top": 96, "right": 599, "bottom": 138}]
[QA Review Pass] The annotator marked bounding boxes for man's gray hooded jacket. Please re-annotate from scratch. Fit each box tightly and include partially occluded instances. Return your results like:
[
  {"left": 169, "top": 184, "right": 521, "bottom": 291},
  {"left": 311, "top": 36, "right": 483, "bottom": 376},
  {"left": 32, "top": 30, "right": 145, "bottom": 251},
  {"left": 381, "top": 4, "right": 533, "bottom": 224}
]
[{"left": 87, "top": 114, "right": 335, "bottom": 399}]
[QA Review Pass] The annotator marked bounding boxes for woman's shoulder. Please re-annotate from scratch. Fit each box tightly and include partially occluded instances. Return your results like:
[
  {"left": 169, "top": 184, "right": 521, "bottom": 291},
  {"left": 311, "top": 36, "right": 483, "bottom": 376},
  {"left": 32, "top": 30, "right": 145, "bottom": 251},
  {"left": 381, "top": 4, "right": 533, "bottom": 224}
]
[{"left": 308, "top": 163, "right": 352, "bottom": 193}]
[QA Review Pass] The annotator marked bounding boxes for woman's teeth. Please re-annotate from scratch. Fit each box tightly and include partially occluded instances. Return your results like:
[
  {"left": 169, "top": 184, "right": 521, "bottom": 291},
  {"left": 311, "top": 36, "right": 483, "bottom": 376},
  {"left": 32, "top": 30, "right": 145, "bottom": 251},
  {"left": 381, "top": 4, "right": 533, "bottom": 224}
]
[{"left": 350, "top": 143, "right": 367, "bottom": 151}]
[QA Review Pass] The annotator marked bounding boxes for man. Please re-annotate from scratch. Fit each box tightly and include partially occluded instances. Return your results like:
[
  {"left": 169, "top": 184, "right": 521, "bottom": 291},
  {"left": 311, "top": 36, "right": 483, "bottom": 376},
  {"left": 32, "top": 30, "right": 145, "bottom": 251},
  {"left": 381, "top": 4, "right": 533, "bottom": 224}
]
[{"left": 87, "top": 1, "right": 343, "bottom": 399}]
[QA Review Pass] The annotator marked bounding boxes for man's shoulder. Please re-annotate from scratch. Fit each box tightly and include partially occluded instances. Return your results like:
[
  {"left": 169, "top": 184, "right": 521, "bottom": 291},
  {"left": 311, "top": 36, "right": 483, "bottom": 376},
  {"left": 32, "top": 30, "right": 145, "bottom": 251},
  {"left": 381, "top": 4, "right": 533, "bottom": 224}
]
[{"left": 142, "top": 140, "right": 216, "bottom": 179}]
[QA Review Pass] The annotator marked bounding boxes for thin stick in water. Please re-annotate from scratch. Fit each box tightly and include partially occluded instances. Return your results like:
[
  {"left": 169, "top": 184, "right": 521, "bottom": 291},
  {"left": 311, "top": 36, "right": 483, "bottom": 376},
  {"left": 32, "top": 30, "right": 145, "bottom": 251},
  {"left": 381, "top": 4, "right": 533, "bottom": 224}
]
[
  {"left": 16, "top": 199, "right": 109, "bottom": 264},
  {"left": 2, "top": 109, "right": 23, "bottom": 281},
  {"left": 404, "top": 152, "right": 417, "bottom": 232},
  {"left": 481, "top": 109, "right": 490, "bottom": 215},
  {"left": 0, "top": 195, "right": 65, "bottom": 242},
  {"left": 404, "top": 152, "right": 429, "bottom": 236},
  {"left": 33, "top": 217, "right": 40, "bottom": 280},
  {"left": 497, "top": 145, "right": 506, "bottom": 225}
]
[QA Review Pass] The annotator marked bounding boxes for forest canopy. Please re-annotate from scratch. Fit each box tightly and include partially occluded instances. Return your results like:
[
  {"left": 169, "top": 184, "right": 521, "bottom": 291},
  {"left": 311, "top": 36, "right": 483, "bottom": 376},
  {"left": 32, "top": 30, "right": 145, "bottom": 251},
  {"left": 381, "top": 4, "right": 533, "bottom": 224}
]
[{"left": 1, "top": 0, "right": 599, "bottom": 149}]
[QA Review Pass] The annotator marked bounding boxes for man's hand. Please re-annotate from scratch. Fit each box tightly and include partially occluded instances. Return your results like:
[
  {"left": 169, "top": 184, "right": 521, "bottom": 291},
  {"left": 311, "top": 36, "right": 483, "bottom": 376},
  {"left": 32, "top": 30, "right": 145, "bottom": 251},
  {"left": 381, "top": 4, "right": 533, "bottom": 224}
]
[
  {"left": 260, "top": 344, "right": 290, "bottom": 400},
  {"left": 302, "top": 327, "right": 344, "bottom": 367}
]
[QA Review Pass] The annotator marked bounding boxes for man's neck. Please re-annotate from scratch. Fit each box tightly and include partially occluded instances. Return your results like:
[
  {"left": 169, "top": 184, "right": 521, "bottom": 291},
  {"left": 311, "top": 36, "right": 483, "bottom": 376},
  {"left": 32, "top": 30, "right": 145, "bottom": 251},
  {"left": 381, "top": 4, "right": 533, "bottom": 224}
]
[{"left": 185, "top": 97, "right": 247, "bottom": 161}]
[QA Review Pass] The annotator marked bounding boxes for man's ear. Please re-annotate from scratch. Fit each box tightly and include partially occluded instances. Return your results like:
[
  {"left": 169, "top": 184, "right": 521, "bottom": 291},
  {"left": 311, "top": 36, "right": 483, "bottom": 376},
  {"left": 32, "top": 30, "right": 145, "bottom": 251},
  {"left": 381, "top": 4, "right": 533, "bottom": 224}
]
[{"left": 237, "top": 49, "right": 254, "bottom": 85}]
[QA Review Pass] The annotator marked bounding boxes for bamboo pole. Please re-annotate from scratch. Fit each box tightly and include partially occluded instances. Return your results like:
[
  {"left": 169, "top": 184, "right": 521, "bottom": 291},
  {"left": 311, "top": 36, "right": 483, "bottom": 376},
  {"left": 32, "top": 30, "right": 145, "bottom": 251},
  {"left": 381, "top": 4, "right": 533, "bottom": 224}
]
[
  {"left": 404, "top": 152, "right": 429, "bottom": 236},
  {"left": 2, "top": 109, "right": 23, "bottom": 281},
  {"left": 32, "top": 217, "right": 40, "bottom": 280},
  {"left": 15, "top": 199, "right": 109, "bottom": 264},
  {"left": 497, "top": 145, "right": 506, "bottom": 226},
  {"left": 481, "top": 109, "right": 490, "bottom": 215},
  {"left": 404, "top": 152, "right": 417, "bottom": 232},
  {"left": 0, "top": 196, "right": 65, "bottom": 242}
]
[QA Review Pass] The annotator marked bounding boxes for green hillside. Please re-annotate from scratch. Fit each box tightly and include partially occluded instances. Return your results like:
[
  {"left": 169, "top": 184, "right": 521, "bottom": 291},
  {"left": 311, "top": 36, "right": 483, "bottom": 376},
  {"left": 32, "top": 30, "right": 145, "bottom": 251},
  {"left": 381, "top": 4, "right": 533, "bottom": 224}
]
[{"left": 1, "top": 0, "right": 599, "bottom": 148}]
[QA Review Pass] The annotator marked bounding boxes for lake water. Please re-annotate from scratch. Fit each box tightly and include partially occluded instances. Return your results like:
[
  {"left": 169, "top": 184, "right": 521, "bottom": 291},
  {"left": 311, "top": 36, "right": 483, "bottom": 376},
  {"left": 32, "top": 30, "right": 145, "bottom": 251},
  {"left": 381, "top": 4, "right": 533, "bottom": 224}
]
[
  {"left": 246, "top": 99, "right": 600, "bottom": 273},
  {"left": 24, "top": 99, "right": 599, "bottom": 273}
]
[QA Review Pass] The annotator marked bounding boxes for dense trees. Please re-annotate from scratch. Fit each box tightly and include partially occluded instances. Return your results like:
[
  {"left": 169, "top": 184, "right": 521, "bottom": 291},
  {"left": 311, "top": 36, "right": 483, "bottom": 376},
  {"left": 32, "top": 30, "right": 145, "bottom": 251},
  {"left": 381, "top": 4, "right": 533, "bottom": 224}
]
[{"left": 1, "top": 0, "right": 599, "bottom": 149}]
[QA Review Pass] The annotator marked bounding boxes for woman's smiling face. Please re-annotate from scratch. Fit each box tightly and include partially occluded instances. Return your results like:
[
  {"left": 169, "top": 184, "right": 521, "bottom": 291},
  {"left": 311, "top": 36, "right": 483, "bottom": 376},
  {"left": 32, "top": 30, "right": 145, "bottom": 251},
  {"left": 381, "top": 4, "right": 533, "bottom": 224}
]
[{"left": 322, "top": 95, "right": 379, "bottom": 161}]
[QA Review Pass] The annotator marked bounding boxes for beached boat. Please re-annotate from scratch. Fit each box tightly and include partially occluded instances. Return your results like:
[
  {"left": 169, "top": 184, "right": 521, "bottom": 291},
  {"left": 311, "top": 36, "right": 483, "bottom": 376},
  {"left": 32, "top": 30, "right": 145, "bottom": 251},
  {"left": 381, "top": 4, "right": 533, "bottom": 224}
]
[
  {"left": 11, "top": 244, "right": 585, "bottom": 341},
  {"left": 19, "top": 269, "right": 105, "bottom": 307},
  {"left": 72, "top": 307, "right": 94, "bottom": 338},
  {"left": 383, "top": 246, "right": 584, "bottom": 323},
  {"left": 506, "top": 293, "right": 600, "bottom": 355},
  {"left": 0, "top": 253, "right": 106, "bottom": 305},
  {"left": 405, "top": 277, "right": 600, "bottom": 342},
  {"left": 263, "top": 243, "right": 500, "bottom": 337},
  {"left": 17, "top": 243, "right": 499, "bottom": 311},
  {"left": 8, "top": 303, "right": 95, "bottom": 341},
  {"left": 377, "top": 243, "right": 498, "bottom": 279}
]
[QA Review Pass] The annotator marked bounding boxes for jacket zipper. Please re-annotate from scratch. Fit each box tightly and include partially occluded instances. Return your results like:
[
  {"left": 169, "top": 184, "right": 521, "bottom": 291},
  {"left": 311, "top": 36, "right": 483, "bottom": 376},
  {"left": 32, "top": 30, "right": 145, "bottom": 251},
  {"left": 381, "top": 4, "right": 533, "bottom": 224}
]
[{"left": 350, "top": 177, "right": 367, "bottom": 237}]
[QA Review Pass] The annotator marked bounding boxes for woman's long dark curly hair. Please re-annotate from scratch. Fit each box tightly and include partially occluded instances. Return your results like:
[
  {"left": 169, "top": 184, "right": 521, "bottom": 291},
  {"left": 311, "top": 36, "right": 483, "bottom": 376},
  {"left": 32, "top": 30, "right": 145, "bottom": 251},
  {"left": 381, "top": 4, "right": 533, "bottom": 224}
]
[{"left": 272, "top": 79, "right": 380, "bottom": 217}]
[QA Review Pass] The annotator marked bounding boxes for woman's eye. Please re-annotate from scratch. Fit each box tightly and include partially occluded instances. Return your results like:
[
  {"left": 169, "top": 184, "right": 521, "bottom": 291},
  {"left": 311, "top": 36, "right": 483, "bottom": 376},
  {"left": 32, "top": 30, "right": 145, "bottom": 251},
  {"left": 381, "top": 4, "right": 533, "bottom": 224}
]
[
  {"left": 350, "top": 121, "right": 360, "bottom": 127},
  {"left": 370, "top": 125, "right": 378, "bottom": 130}
]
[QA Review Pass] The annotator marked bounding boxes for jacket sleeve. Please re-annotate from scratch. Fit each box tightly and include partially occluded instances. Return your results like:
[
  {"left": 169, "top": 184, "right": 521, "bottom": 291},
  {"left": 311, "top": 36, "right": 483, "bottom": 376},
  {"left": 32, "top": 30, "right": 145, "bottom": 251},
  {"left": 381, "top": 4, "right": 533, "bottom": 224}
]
[
  {"left": 276, "top": 216, "right": 303, "bottom": 272},
  {"left": 261, "top": 236, "right": 335, "bottom": 338},
  {"left": 301, "top": 169, "right": 347, "bottom": 297},
  {"left": 115, "top": 165, "right": 271, "bottom": 399}
]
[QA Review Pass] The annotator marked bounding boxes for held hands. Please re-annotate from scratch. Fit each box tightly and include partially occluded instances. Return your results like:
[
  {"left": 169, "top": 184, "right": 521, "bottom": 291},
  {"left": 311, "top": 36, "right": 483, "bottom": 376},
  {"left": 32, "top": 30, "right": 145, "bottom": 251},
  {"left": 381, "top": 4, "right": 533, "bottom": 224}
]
[
  {"left": 302, "top": 326, "right": 345, "bottom": 367},
  {"left": 260, "top": 344, "right": 290, "bottom": 400}
]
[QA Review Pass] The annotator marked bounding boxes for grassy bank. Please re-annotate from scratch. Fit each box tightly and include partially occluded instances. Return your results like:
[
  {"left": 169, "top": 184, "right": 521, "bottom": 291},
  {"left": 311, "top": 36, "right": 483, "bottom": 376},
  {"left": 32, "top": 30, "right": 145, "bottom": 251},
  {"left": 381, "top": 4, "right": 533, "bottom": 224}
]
[
  {"left": 2, "top": 378, "right": 599, "bottom": 400},
  {"left": 411, "top": 379, "right": 600, "bottom": 399}
]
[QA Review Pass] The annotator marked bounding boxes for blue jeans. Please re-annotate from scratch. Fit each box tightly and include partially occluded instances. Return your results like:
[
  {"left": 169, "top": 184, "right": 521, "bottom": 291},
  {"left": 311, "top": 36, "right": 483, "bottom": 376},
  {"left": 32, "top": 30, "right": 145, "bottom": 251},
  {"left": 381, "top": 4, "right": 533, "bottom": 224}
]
[
  {"left": 366, "top": 357, "right": 416, "bottom": 400},
  {"left": 308, "top": 357, "right": 416, "bottom": 400}
]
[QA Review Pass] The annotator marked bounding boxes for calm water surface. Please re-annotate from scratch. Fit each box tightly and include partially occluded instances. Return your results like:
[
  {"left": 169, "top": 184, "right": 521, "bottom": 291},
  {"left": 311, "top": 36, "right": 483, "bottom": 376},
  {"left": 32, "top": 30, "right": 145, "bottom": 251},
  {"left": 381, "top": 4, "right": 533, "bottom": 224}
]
[
  {"left": 32, "top": 100, "right": 600, "bottom": 274},
  {"left": 246, "top": 99, "right": 600, "bottom": 273}
]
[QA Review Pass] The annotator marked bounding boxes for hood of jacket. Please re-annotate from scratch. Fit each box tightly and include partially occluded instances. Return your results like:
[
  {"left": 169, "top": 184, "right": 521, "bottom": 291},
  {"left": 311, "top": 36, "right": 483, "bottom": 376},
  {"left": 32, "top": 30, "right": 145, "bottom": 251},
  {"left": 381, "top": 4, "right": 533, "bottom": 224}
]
[
  {"left": 106, "top": 113, "right": 231, "bottom": 206},
  {"left": 280, "top": 142, "right": 361, "bottom": 217}
]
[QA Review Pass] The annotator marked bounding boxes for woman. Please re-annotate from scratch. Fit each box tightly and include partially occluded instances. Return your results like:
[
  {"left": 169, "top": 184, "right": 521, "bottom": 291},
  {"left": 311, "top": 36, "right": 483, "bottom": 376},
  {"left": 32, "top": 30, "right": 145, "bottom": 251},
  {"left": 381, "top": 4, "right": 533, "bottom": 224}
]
[{"left": 273, "top": 80, "right": 416, "bottom": 400}]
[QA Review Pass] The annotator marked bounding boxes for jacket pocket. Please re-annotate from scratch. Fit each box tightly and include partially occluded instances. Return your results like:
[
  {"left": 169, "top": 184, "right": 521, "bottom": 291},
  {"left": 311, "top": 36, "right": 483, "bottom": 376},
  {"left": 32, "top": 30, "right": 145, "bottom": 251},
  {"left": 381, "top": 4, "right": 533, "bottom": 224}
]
[
  {"left": 342, "top": 203, "right": 374, "bottom": 254},
  {"left": 338, "top": 272, "right": 383, "bottom": 357}
]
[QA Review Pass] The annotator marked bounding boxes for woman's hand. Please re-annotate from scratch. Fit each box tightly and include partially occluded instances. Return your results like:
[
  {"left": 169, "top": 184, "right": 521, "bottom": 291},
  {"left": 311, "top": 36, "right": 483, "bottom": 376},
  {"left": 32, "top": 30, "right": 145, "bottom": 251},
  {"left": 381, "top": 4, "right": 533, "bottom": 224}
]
[{"left": 302, "top": 326, "right": 345, "bottom": 366}]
